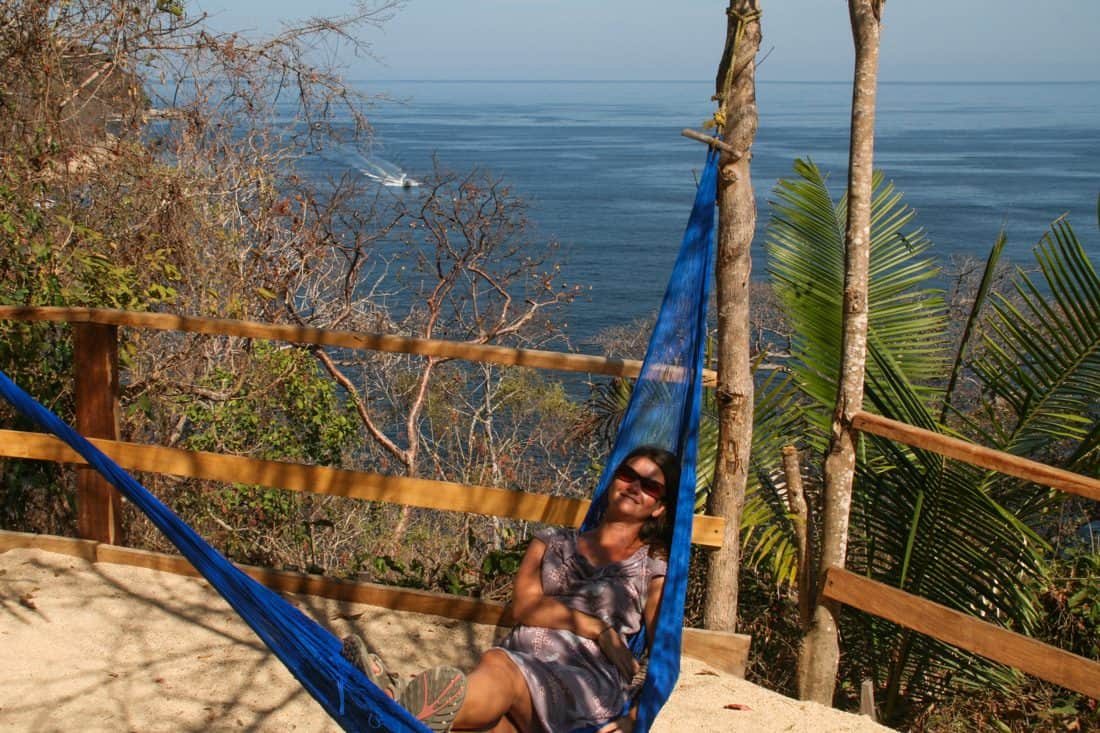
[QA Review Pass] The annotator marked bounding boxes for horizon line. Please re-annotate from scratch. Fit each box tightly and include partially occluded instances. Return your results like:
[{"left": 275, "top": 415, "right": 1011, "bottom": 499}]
[{"left": 358, "top": 78, "right": 1100, "bottom": 85}]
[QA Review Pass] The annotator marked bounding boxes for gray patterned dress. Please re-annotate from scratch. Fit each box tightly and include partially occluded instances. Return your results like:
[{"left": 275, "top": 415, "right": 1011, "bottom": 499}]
[{"left": 497, "top": 527, "right": 667, "bottom": 732}]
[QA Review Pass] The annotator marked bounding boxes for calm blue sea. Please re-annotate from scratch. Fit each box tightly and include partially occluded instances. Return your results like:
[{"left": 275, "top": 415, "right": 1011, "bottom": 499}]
[{"left": 318, "top": 80, "right": 1100, "bottom": 349}]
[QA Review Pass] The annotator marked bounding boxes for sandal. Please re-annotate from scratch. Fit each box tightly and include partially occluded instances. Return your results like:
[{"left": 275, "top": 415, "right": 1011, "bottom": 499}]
[
  {"left": 340, "top": 634, "right": 399, "bottom": 698},
  {"left": 397, "top": 666, "right": 467, "bottom": 732}
]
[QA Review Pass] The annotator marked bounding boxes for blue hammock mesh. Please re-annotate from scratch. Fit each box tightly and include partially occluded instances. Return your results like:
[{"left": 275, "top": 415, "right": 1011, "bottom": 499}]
[
  {"left": 0, "top": 147, "right": 718, "bottom": 733},
  {"left": 579, "top": 147, "right": 717, "bottom": 731}
]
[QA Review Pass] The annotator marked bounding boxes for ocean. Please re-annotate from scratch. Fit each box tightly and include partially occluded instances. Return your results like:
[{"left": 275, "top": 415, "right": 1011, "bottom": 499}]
[{"left": 314, "top": 80, "right": 1100, "bottom": 349}]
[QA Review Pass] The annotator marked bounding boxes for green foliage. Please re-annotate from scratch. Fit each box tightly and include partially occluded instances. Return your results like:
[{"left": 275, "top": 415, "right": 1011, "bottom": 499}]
[
  {"left": 738, "top": 366, "right": 806, "bottom": 585},
  {"left": 966, "top": 219, "right": 1100, "bottom": 477},
  {"left": 481, "top": 545, "right": 525, "bottom": 580},
  {"left": 150, "top": 343, "right": 360, "bottom": 566},
  {"left": 182, "top": 342, "right": 356, "bottom": 464},
  {"left": 754, "top": 159, "right": 1100, "bottom": 724},
  {"left": 730, "top": 564, "right": 803, "bottom": 696},
  {"left": 0, "top": 161, "right": 180, "bottom": 315},
  {"left": 1051, "top": 550, "right": 1100, "bottom": 660},
  {"left": 767, "top": 158, "right": 949, "bottom": 444},
  {"left": 156, "top": 0, "right": 185, "bottom": 18},
  {"left": 0, "top": 454, "right": 75, "bottom": 536},
  {"left": 336, "top": 516, "right": 531, "bottom": 600},
  {"left": 0, "top": 148, "right": 183, "bottom": 534}
]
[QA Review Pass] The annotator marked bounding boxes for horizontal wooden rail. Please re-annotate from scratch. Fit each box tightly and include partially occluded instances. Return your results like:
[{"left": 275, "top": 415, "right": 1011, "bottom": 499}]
[
  {"left": 0, "top": 429, "right": 725, "bottom": 547},
  {"left": 0, "top": 306, "right": 717, "bottom": 386},
  {"left": 0, "top": 529, "right": 750, "bottom": 676},
  {"left": 823, "top": 566, "right": 1100, "bottom": 700},
  {"left": 0, "top": 528, "right": 508, "bottom": 625},
  {"left": 852, "top": 411, "right": 1100, "bottom": 502}
]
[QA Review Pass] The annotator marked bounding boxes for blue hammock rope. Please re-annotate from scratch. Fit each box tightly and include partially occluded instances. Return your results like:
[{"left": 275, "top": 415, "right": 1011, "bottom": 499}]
[
  {"left": 0, "top": 370, "right": 427, "bottom": 732},
  {"left": 0, "top": 146, "right": 718, "bottom": 733},
  {"left": 579, "top": 146, "right": 718, "bottom": 732}
]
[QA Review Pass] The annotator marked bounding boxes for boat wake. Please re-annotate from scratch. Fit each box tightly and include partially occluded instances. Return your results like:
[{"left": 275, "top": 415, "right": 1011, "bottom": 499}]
[
  {"left": 321, "top": 144, "right": 419, "bottom": 188},
  {"left": 357, "top": 157, "right": 420, "bottom": 188}
]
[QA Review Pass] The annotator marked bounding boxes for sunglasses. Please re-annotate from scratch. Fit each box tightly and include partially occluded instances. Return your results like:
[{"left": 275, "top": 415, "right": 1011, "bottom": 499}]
[{"left": 613, "top": 464, "right": 665, "bottom": 500}]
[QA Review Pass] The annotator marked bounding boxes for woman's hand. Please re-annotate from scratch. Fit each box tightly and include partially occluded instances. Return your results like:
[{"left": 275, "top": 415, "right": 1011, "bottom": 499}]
[
  {"left": 597, "top": 626, "right": 639, "bottom": 681},
  {"left": 596, "top": 712, "right": 636, "bottom": 733}
]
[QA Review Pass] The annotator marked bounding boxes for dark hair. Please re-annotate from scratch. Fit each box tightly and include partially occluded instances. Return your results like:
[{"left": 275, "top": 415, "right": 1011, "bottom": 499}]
[{"left": 618, "top": 445, "right": 681, "bottom": 560}]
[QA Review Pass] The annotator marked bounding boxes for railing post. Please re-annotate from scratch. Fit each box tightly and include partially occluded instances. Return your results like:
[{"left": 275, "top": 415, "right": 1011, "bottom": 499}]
[{"left": 73, "top": 322, "right": 123, "bottom": 544}]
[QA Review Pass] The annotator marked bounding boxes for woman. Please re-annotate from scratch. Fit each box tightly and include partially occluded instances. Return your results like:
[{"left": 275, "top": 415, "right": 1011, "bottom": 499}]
[{"left": 343, "top": 446, "right": 679, "bottom": 733}]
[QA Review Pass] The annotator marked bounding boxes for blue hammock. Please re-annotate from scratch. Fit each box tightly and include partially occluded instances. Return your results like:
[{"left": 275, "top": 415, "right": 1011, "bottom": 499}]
[{"left": 0, "top": 147, "right": 718, "bottom": 732}]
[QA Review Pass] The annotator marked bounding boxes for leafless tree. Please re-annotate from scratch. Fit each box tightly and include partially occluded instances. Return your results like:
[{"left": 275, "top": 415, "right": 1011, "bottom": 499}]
[
  {"left": 0, "top": 0, "right": 408, "bottom": 548},
  {"left": 294, "top": 165, "right": 581, "bottom": 543}
]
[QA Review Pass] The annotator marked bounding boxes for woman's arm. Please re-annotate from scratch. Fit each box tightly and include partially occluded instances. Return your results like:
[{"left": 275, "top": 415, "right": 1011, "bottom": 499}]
[
  {"left": 508, "top": 536, "right": 607, "bottom": 640},
  {"left": 642, "top": 574, "right": 665, "bottom": 649},
  {"left": 595, "top": 572, "right": 667, "bottom": 733}
]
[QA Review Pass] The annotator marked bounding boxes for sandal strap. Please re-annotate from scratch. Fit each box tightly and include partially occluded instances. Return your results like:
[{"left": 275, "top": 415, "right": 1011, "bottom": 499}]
[{"left": 397, "top": 666, "right": 467, "bottom": 733}]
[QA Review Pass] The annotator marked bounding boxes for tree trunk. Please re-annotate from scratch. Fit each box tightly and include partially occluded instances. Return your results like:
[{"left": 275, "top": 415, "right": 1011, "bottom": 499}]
[
  {"left": 704, "top": 0, "right": 761, "bottom": 634},
  {"left": 800, "top": 0, "right": 883, "bottom": 705}
]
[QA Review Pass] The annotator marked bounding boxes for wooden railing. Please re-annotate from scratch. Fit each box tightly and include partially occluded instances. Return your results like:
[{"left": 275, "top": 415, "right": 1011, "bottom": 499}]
[
  {"left": 0, "top": 306, "right": 748, "bottom": 675},
  {"left": 0, "top": 428, "right": 725, "bottom": 544},
  {"left": 5, "top": 305, "right": 1098, "bottom": 690},
  {"left": 0, "top": 305, "right": 721, "bottom": 385},
  {"left": 822, "top": 566, "right": 1100, "bottom": 700},
  {"left": 852, "top": 411, "right": 1100, "bottom": 502},
  {"left": 838, "top": 410, "right": 1100, "bottom": 700},
  {"left": 0, "top": 306, "right": 724, "bottom": 546}
]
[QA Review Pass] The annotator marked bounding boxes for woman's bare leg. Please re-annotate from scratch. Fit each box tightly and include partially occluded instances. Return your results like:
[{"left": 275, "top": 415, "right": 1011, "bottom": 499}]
[{"left": 452, "top": 649, "right": 536, "bottom": 732}]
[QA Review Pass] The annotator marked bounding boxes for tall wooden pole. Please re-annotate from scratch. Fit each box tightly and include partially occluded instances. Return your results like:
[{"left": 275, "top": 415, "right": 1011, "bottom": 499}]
[
  {"left": 74, "top": 322, "right": 123, "bottom": 544},
  {"left": 704, "top": 0, "right": 761, "bottom": 634},
  {"left": 799, "top": 0, "right": 884, "bottom": 704}
]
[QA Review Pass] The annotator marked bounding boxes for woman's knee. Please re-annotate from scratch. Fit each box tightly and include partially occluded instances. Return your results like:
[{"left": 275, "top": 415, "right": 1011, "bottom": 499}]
[
  {"left": 479, "top": 651, "right": 535, "bottom": 729},
  {"left": 454, "top": 651, "right": 521, "bottom": 727},
  {"left": 456, "top": 650, "right": 533, "bottom": 731},
  {"left": 472, "top": 649, "right": 525, "bottom": 697}
]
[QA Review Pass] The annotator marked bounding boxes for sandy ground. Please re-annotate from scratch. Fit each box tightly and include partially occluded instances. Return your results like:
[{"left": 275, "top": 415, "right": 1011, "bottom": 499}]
[{"left": 0, "top": 547, "right": 892, "bottom": 732}]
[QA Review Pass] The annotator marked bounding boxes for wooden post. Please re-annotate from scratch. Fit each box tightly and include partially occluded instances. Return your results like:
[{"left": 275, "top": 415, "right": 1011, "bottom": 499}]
[
  {"left": 73, "top": 322, "right": 123, "bottom": 544},
  {"left": 783, "top": 445, "right": 812, "bottom": 630},
  {"left": 860, "top": 679, "right": 878, "bottom": 721}
]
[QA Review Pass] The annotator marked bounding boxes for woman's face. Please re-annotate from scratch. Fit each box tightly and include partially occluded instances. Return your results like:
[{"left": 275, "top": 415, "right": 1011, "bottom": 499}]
[{"left": 610, "top": 456, "right": 667, "bottom": 519}]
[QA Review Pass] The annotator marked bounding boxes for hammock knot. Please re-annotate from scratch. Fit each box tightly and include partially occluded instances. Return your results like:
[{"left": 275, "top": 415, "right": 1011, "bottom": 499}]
[
  {"left": 703, "top": 111, "right": 727, "bottom": 131},
  {"left": 716, "top": 6, "right": 761, "bottom": 120},
  {"left": 726, "top": 7, "right": 762, "bottom": 25}
]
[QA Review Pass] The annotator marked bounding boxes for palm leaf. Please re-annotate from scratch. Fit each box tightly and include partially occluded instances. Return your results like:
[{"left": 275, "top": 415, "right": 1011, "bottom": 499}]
[
  {"left": 766, "top": 159, "right": 949, "bottom": 444},
  {"left": 852, "top": 350, "right": 1046, "bottom": 718},
  {"left": 740, "top": 366, "right": 806, "bottom": 584},
  {"left": 969, "top": 220, "right": 1100, "bottom": 476},
  {"left": 762, "top": 159, "right": 1051, "bottom": 722},
  {"left": 941, "top": 230, "right": 1007, "bottom": 422}
]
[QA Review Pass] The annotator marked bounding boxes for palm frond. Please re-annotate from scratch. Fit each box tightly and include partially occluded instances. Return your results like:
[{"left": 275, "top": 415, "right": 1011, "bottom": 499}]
[
  {"left": 766, "top": 159, "right": 949, "bottom": 438},
  {"left": 970, "top": 220, "right": 1100, "bottom": 475},
  {"left": 941, "top": 230, "right": 1007, "bottom": 422},
  {"left": 741, "top": 367, "right": 807, "bottom": 584},
  {"left": 850, "top": 351, "right": 1047, "bottom": 720},
  {"left": 762, "top": 159, "right": 1056, "bottom": 719}
]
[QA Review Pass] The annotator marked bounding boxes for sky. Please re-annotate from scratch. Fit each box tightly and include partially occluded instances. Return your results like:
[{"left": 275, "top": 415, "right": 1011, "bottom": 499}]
[{"left": 192, "top": 0, "right": 1100, "bottom": 83}]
